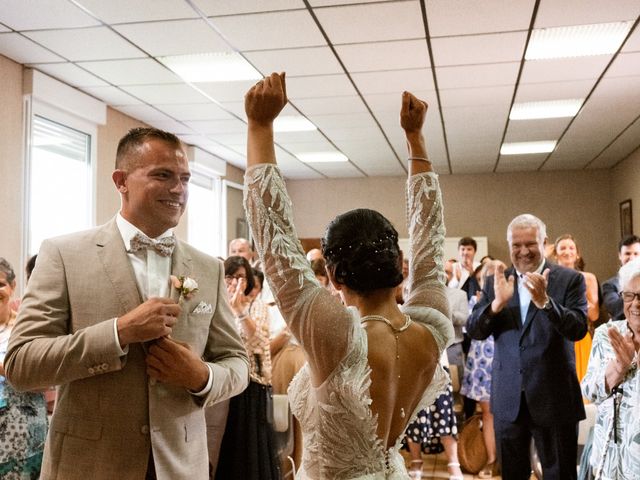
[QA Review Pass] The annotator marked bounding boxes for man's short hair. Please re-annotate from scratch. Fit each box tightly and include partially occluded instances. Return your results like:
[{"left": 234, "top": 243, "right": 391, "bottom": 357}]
[
  {"left": 507, "top": 214, "right": 547, "bottom": 245},
  {"left": 619, "top": 234, "right": 640, "bottom": 251},
  {"left": 458, "top": 236, "right": 477, "bottom": 251},
  {"left": 115, "top": 127, "right": 182, "bottom": 171}
]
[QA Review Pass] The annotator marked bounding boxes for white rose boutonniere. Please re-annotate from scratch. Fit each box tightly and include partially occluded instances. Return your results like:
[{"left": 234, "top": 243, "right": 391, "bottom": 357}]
[{"left": 171, "top": 275, "right": 199, "bottom": 303}]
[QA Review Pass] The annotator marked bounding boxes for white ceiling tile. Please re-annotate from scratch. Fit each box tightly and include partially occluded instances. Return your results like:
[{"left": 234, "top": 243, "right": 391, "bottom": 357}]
[
  {"left": 314, "top": 1, "right": 423, "bottom": 44},
  {"left": 75, "top": 0, "right": 199, "bottom": 24},
  {"left": 589, "top": 76, "right": 640, "bottom": 108},
  {"left": 185, "top": 118, "right": 248, "bottom": 134},
  {"left": 201, "top": 143, "right": 246, "bottom": 165},
  {"left": 113, "top": 105, "right": 171, "bottom": 123},
  {"left": 121, "top": 84, "right": 211, "bottom": 105},
  {"left": 322, "top": 125, "right": 383, "bottom": 141},
  {"left": 587, "top": 118, "right": 640, "bottom": 168},
  {"left": 308, "top": 112, "right": 377, "bottom": 130},
  {"left": 364, "top": 90, "right": 437, "bottom": 114},
  {"left": 514, "top": 79, "right": 596, "bottom": 102},
  {"left": 358, "top": 164, "right": 405, "bottom": 176},
  {"left": 210, "top": 133, "right": 247, "bottom": 145},
  {"left": 32, "top": 62, "right": 108, "bottom": 87},
  {"left": 426, "top": 0, "right": 535, "bottom": 37},
  {"left": 295, "top": 96, "right": 367, "bottom": 115},
  {"left": 113, "top": 20, "right": 230, "bottom": 56},
  {"left": 622, "top": 25, "right": 640, "bottom": 52},
  {"left": 24, "top": 27, "right": 145, "bottom": 61},
  {"left": 351, "top": 69, "right": 434, "bottom": 94},
  {"left": 436, "top": 62, "right": 520, "bottom": 89},
  {"left": 78, "top": 58, "right": 181, "bottom": 85},
  {"left": 439, "top": 85, "right": 514, "bottom": 108},
  {"left": 504, "top": 117, "right": 572, "bottom": 142},
  {"left": 285, "top": 74, "right": 356, "bottom": 99},
  {"left": 431, "top": 32, "right": 527, "bottom": 67},
  {"left": 157, "top": 103, "right": 237, "bottom": 121},
  {"left": 496, "top": 155, "right": 546, "bottom": 172},
  {"left": 0, "top": 0, "right": 100, "bottom": 30},
  {"left": 81, "top": 86, "right": 144, "bottom": 105},
  {"left": 275, "top": 130, "right": 327, "bottom": 144},
  {"left": 310, "top": 162, "right": 364, "bottom": 178},
  {"left": 0, "top": 33, "right": 64, "bottom": 63},
  {"left": 452, "top": 163, "right": 497, "bottom": 174},
  {"left": 211, "top": 10, "right": 325, "bottom": 50},
  {"left": 0, "top": 24, "right": 10, "bottom": 33},
  {"left": 193, "top": 0, "right": 304, "bottom": 16},
  {"left": 336, "top": 39, "right": 429, "bottom": 72},
  {"left": 309, "top": 0, "right": 385, "bottom": 5},
  {"left": 244, "top": 46, "right": 343, "bottom": 76},
  {"left": 535, "top": 0, "right": 640, "bottom": 28},
  {"left": 282, "top": 139, "right": 336, "bottom": 153},
  {"left": 606, "top": 52, "right": 640, "bottom": 77},
  {"left": 443, "top": 105, "right": 509, "bottom": 143},
  {"left": 194, "top": 80, "right": 257, "bottom": 103},
  {"left": 520, "top": 56, "right": 612, "bottom": 84}
]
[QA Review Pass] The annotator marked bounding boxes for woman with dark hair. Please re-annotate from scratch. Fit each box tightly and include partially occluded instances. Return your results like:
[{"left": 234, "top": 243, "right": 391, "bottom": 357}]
[
  {"left": 215, "top": 256, "right": 280, "bottom": 480},
  {"left": 243, "top": 73, "right": 452, "bottom": 479},
  {"left": 0, "top": 258, "right": 48, "bottom": 478}
]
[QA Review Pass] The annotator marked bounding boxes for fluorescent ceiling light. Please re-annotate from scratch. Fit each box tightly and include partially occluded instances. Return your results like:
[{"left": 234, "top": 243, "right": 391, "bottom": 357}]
[
  {"left": 159, "top": 52, "right": 262, "bottom": 82},
  {"left": 526, "top": 21, "right": 632, "bottom": 60},
  {"left": 510, "top": 99, "right": 584, "bottom": 120},
  {"left": 501, "top": 141, "right": 557, "bottom": 155},
  {"left": 274, "top": 116, "right": 317, "bottom": 132},
  {"left": 296, "top": 152, "right": 348, "bottom": 163}
]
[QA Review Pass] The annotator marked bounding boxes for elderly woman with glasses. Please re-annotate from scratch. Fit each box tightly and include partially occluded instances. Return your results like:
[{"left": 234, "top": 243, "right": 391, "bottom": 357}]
[{"left": 581, "top": 257, "right": 640, "bottom": 480}]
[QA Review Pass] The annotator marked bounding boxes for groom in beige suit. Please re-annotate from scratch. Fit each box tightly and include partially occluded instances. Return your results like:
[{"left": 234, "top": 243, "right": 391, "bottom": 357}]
[{"left": 5, "top": 128, "right": 249, "bottom": 479}]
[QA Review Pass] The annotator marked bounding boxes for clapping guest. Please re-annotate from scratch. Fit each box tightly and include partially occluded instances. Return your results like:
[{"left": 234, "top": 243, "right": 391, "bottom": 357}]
[
  {"left": 554, "top": 234, "right": 600, "bottom": 381},
  {"left": 0, "top": 258, "right": 48, "bottom": 479},
  {"left": 216, "top": 256, "right": 280, "bottom": 480},
  {"left": 581, "top": 257, "right": 640, "bottom": 479}
]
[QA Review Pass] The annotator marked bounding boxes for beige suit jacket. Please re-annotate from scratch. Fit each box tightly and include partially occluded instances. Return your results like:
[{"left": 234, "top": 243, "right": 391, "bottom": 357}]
[{"left": 5, "top": 219, "right": 249, "bottom": 480}]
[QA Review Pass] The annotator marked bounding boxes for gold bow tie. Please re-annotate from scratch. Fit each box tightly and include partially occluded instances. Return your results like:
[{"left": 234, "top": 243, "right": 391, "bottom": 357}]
[{"left": 129, "top": 232, "right": 175, "bottom": 257}]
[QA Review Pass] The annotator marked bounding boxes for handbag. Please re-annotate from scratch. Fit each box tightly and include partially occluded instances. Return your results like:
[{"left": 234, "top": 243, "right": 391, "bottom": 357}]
[{"left": 457, "top": 414, "right": 488, "bottom": 474}]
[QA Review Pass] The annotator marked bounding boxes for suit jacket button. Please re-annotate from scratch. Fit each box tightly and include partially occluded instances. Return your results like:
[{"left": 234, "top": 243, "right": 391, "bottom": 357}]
[
  {"left": 519, "top": 368, "right": 524, "bottom": 374},
  {"left": 519, "top": 346, "right": 525, "bottom": 351},
  {"left": 88, "top": 367, "right": 95, "bottom": 374},
  {"left": 141, "top": 425, "right": 150, "bottom": 435},
  {"left": 101, "top": 363, "right": 108, "bottom": 369}
]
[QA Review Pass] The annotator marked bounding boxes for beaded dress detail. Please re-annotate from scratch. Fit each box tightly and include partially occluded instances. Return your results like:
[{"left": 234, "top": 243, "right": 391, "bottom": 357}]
[{"left": 244, "top": 164, "right": 453, "bottom": 479}]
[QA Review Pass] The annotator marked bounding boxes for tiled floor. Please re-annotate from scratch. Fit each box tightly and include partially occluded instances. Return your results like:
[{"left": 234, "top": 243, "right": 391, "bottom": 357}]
[{"left": 403, "top": 452, "right": 500, "bottom": 479}]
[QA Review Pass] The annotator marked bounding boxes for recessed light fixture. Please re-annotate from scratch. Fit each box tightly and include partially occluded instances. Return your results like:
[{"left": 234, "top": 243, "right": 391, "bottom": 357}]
[
  {"left": 526, "top": 21, "right": 633, "bottom": 60},
  {"left": 510, "top": 99, "right": 584, "bottom": 120},
  {"left": 274, "top": 116, "right": 317, "bottom": 133},
  {"left": 500, "top": 141, "right": 557, "bottom": 155},
  {"left": 296, "top": 152, "right": 348, "bottom": 163},
  {"left": 159, "top": 52, "right": 262, "bottom": 82}
]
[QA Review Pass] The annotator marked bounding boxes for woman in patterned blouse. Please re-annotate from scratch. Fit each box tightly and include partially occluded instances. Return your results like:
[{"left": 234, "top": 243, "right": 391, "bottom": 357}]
[{"left": 581, "top": 257, "right": 640, "bottom": 479}]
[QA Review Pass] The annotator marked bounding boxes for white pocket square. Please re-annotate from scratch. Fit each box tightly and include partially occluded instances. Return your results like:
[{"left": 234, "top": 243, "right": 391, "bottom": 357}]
[{"left": 192, "top": 301, "right": 213, "bottom": 314}]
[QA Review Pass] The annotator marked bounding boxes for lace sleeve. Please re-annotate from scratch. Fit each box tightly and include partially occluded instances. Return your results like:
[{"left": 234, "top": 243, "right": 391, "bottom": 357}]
[
  {"left": 402, "top": 172, "right": 452, "bottom": 351},
  {"left": 244, "top": 164, "right": 352, "bottom": 382}
]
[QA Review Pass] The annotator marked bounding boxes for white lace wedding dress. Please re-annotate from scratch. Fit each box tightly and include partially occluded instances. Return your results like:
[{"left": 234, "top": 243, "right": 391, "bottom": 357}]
[{"left": 244, "top": 164, "right": 453, "bottom": 479}]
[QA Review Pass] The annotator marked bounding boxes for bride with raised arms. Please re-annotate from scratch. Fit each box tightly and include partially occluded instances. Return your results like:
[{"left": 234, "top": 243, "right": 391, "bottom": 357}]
[{"left": 243, "top": 72, "right": 453, "bottom": 479}]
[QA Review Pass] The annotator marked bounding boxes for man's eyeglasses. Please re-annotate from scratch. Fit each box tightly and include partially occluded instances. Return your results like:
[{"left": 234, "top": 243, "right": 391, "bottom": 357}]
[
  {"left": 225, "top": 274, "right": 246, "bottom": 282},
  {"left": 620, "top": 291, "right": 640, "bottom": 302}
]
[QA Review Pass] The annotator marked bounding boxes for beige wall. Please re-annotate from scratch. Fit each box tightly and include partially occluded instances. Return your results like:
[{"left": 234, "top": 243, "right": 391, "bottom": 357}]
[
  {"left": 0, "top": 55, "right": 25, "bottom": 285},
  {"left": 611, "top": 146, "right": 640, "bottom": 265},
  {"left": 286, "top": 169, "right": 618, "bottom": 280}
]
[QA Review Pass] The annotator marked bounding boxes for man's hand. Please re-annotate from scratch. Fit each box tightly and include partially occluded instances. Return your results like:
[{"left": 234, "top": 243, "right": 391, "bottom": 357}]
[
  {"left": 491, "top": 261, "right": 514, "bottom": 314},
  {"left": 116, "top": 297, "right": 180, "bottom": 347},
  {"left": 524, "top": 269, "right": 550, "bottom": 309},
  {"left": 146, "top": 337, "right": 210, "bottom": 392},
  {"left": 400, "top": 91, "right": 427, "bottom": 134},
  {"left": 245, "top": 72, "right": 287, "bottom": 126}
]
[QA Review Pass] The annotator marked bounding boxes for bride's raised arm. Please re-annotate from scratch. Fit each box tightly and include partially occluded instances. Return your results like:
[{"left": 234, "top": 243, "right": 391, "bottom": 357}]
[
  {"left": 400, "top": 92, "right": 451, "bottom": 350},
  {"left": 243, "top": 73, "right": 353, "bottom": 383}
]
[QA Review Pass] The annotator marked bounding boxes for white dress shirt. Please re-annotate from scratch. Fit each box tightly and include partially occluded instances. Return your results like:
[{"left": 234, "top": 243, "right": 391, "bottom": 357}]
[{"left": 515, "top": 261, "right": 545, "bottom": 325}]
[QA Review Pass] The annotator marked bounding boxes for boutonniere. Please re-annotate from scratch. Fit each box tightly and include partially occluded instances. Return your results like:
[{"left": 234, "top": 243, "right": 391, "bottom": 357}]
[{"left": 171, "top": 275, "right": 198, "bottom": 303}]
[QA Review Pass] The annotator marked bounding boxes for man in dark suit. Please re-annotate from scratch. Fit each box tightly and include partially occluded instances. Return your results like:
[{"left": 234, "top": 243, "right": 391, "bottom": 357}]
[
  {"left": 467, "top": 214, "right": 588, "bottom": 480},
  {"left": 602, "top": 234, "right": 640, "bottom": 320}
]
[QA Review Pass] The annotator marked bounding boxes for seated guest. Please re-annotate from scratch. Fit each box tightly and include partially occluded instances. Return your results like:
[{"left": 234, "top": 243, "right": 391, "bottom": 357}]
[
  {"left": 310, "top": 258, "right": 329, "bottom": 288},
  {"left": 581, "top": 257, "right": 640, "bottom": 479},
  {"left": 602, "top": 235, "right": 640, "bottom": 320},
  {"left": 0, "top": 257, "right": 48, "bottom": 478}
]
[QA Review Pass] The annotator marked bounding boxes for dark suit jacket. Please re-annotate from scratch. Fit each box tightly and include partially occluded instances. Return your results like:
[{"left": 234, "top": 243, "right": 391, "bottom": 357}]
[
  {"left": 466, "top": 262, "right": 588, "bottom": 427},
  {"left": 602, "top": 275, "right": 624, "bottom": 320}
]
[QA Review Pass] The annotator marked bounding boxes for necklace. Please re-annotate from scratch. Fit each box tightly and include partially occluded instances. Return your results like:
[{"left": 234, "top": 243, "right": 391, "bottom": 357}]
[{"left": 360, "top": 314, "right": 413, "bottom": 418}]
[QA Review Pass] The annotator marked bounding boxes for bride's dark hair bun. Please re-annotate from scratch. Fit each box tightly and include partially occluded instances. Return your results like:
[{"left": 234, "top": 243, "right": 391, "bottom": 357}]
[{"left": 321, "top": 208, "right": 403, "bottom": 294}]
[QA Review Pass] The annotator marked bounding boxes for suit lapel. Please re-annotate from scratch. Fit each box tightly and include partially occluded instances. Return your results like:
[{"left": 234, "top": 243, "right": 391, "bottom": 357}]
[{"left": 96, "top": 218, "right": 143, "bottom": 314}]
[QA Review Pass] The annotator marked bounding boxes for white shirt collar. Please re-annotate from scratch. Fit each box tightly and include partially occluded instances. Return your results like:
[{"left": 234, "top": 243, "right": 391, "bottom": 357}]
[{"left": 116, "top": 213, "right": 173, "bottom": 250}]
